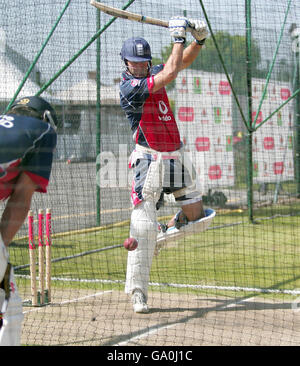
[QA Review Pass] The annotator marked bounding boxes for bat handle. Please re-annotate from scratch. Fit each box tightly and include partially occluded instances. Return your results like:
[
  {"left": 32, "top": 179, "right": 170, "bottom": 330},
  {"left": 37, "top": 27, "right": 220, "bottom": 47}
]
[{"left": 187, "top": 23, "right": 196, "bottom": 32}]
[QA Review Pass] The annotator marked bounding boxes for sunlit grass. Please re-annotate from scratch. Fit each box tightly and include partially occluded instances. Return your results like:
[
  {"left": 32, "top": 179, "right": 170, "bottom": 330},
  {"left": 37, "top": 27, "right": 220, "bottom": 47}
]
[{"left": 12, "top": 203, "right": 300, "bottom": 299}]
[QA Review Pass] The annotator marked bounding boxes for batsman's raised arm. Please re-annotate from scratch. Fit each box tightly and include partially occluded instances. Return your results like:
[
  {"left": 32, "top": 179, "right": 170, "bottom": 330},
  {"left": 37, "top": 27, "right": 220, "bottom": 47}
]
[
  {"left": 153, "top": 17, "right": 208, "bottom": 92},
  {"left": 152, "top": 43, "right": 184, "bottom": 92},
  {"left": 179, "top": 19, "right": 208, "bottom": 70}
]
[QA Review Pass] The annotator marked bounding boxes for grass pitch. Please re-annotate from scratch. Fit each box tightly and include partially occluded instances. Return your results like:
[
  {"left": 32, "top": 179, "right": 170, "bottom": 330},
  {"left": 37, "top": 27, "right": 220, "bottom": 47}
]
[{"left": 12, "top": 202, "right": 300, "bottom": 300}]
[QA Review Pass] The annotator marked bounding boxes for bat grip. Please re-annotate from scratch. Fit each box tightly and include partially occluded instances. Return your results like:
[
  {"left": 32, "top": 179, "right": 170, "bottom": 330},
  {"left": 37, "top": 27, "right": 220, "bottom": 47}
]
[{"left": 186, "top": 23, "right": 196, "bottom": 33}]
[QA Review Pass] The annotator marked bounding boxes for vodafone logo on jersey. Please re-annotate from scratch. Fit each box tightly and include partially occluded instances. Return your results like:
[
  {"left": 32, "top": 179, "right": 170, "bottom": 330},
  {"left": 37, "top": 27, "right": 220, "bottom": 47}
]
[
  {"left": 219, "top": 81, "right": 231, "bottom": 95},
  {"left": 158, "top": 100, "right": 172, "bottom": 122},
  {"left": 195, "top": 137, "right": 210, "bottom": 151},
  {"left": 158, "top": 100, "right": 168, "bottom": 114},
  {"left": 178, "top": 107, "right": 194, "bottom": 122},
  {"left": 208, "top": 165, "right": 222, "bottom": 180},
  {"left": 263, "top": 137, "right": 275, "bottom": 150}
]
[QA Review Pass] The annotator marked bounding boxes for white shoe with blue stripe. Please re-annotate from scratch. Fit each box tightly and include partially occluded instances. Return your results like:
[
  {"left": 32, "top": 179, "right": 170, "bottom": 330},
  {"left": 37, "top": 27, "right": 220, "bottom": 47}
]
[{"left": 155, "top": 208, "right": 216, "bottom": 255}]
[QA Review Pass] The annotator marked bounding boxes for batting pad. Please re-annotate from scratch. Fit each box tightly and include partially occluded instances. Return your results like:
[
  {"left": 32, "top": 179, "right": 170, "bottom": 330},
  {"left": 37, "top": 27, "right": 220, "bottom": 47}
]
[{"left": 156, "top": 208, "right": 216, "bottom": 246}]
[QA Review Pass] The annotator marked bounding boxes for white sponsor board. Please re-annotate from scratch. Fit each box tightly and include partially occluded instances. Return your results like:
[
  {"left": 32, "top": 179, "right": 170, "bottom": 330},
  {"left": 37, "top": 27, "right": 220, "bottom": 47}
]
[
  {"left": 175, "top": 70, "right": 234, "bottom": 191},
  {"left": 251, "top": 78, "right": 294, "bottom": 183}
]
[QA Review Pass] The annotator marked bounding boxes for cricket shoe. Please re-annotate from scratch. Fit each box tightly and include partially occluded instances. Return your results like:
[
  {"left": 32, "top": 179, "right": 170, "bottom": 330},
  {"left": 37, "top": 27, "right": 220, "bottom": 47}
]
[
  {"left": 132, "top": 289, "right": 149, "bottom": 313},
  {"left": 155, "top": 208, "right": 216, "bottom": 255},
  {"left": 157, "top": 222, "right": 168, "bottom": 233}
]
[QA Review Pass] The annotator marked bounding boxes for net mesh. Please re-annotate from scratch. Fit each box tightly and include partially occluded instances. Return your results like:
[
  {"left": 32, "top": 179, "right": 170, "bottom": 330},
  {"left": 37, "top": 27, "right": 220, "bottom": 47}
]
[{"left": 0, "top": 0, "right": 299, "bottom": 346}]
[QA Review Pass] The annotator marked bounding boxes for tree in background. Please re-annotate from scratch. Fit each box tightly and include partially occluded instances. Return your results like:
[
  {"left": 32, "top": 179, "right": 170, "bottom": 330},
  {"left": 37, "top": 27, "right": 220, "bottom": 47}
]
[{"left": 153, "top": 31, "right": 291, "bottom": 95}]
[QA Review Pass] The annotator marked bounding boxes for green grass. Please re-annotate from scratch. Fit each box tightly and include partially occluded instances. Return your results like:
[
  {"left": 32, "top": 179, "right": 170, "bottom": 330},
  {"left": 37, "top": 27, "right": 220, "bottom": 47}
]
[{"left": 11, "top": 202, "right": 300, "bottom": 300}]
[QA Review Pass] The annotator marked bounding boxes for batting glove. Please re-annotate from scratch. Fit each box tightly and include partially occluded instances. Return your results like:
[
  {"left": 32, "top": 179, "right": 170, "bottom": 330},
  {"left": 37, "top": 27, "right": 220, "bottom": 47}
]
[
  {"left": 188, "top": 19, "right": 208, "bottom": 45},
  {"left": 169, "top": 16, "right": 189, "bottom": 44},
  {"left": 0, "top": 234, "right": 8, "bottom": 283}
]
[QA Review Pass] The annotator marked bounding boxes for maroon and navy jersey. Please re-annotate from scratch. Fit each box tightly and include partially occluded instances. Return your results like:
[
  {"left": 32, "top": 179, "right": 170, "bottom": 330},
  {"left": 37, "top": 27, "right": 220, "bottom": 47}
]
[
  {"left": 0, "top": 114, "right": 57, "bottom": 201},
  {"left": 120, "top": 64, "right": 181, "bottom": 152}
]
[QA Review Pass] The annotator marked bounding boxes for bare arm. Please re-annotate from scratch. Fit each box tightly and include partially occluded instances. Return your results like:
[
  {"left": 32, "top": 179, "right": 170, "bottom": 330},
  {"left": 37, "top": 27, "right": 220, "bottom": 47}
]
[
  {"left": 152, "top": 43, "right": 184, "bottom": 93},
  {"left": 152, "top": 42, "right": 203, "bottom": 93},
  {"left": 180, "top": 41, "right": 203, "bottom": 71},
  {"left": 0, "top": 173, "right": 37, "bottom": 246}
]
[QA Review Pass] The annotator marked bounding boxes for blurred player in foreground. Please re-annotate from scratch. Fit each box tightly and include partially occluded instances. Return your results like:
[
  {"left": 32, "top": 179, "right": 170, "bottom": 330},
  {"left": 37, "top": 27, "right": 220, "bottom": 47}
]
[
  {"left": 119, "top": 16, "right": 211, "bottom": 313},
  {"left": 0, "top": 96, "right": 57, "bottom": 345}
]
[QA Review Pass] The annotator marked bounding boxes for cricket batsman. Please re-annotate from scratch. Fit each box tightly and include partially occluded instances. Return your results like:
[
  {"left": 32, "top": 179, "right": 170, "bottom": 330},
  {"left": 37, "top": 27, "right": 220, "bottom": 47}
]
[{"left": 119, "top": 16, "right": 212, "bottom": 313}]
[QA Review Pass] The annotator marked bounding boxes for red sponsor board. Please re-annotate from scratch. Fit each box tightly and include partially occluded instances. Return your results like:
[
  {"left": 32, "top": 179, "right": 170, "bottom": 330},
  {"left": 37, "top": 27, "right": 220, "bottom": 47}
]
[
  {"left": 263, "top": 137, "right": 274, "bottom": 150},
  {"left": 208, "top": 165, "right": 222, "bottom": 180},
  {"left": 252, "top": 111, "right": 263, "bottom": 124},
  {"left": 233, "top": 136, "right": 242, "bottom": 144},
  {"left": 219, "top": 80, "right": 231, "bottom": 95},
  {"left": 178, "top": 107, "right": 194, "bottom": 122},
  {"left": 280, "top": 88, "right": 290, "bottom": 100},
  {"left": 273, "top": 162, "right": 284, "bottom": 175},
  {"left": 195, "top": 137, "right": 210, "bottom": 151}
]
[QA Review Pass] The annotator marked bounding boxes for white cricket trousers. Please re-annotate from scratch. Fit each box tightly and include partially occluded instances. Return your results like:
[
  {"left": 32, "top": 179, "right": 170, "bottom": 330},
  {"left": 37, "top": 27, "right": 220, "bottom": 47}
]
[{"left": 125, "top": 201, "right": 158, "bottom": 300}]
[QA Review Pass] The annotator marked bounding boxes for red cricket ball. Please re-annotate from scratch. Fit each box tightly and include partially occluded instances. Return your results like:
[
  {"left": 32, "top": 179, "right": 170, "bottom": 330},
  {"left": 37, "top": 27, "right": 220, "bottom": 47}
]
[{"left": 123, "top": 237, "right": 138, "bottom": 251}]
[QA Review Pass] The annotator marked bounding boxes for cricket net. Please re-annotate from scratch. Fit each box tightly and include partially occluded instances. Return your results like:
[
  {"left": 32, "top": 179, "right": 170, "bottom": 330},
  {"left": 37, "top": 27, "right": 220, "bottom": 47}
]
[{"left": 0, "top": 0, "right": 299, "bottom": 347}]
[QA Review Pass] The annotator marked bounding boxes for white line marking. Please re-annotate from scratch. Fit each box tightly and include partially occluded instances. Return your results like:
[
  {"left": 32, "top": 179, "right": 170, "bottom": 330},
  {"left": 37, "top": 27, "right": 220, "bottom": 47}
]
[
  {"left": 17, "top": 275, "right": 300, "bottom": 296},
  {"left": 115, "top": 296, "right": 261, "bottom": 346},
  {"left": 15, "top": 274, "right": 300, "bottom": 296},
  {"left": 115, "top": 323, "right": 179, "bottom": 346},
  {"left": 220, "top": 297, "right": 255, "bottom": 310},
  {"left": 23, "top": 290, "right": 112, "bottom": 314}
]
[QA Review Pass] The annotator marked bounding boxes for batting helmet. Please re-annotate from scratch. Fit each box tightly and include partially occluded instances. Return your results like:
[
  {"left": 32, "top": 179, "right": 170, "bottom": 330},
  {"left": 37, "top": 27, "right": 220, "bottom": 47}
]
[
  {"left": 10, "top": 96, "right": 58, "bottom": 128},
  {"left": 120, "top": 37, "right": 152, "bottom": 62}
]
